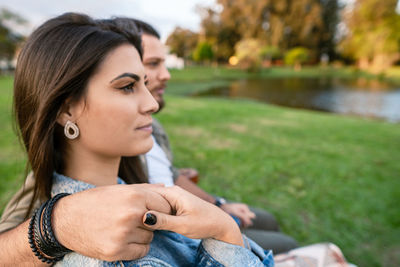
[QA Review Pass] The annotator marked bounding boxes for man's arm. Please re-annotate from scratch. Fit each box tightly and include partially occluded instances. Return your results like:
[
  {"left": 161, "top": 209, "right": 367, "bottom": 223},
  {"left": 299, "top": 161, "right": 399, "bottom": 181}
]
[
  {"left": 175, "top": 173, "right": 215, "bottom": 203},
  {"left": 0, "top": 184, "right": 172, "bottom": 264},
  {"left": 0, "top": 220, "right": 48, "bottom": 266},
  {"left": 0, "top": 174, "right": 49, "bottom": 265}
]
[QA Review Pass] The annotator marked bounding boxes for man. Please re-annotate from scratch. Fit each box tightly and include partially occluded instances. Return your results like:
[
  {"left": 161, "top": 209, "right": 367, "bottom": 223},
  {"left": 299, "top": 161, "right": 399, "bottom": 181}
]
[{"left": 0, "top": 18, "right": 296, "bottom": 265}]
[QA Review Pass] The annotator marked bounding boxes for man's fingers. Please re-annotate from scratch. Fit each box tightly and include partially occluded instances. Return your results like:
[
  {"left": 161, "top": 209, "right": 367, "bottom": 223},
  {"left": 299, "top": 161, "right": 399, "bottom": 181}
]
[
  {"left": 126, "top": 228, "right": 154, "bottom": 245},
  {"left": 117, "top": 243, "right": 151, "bottom": 261},
  {"left": 237, "top": 214, "right": 251, "bottom": 227},
  {"left": 239, "top": 205, "right": 256, "bottom": 219},
  {"left": 249, "top": 211, "right": 256, "bottom": 219},
  {"left": 144, "top": 189, "right": 172, "bottom": 214},
  {"left": 235, "top": 210, "right": 255, "bottom": 227},
  {"left": 243, "top": 209, "right": 256, "bottom": 219},
  {"left": 145, "top": 185, "right": 181, "bottom": 207}
]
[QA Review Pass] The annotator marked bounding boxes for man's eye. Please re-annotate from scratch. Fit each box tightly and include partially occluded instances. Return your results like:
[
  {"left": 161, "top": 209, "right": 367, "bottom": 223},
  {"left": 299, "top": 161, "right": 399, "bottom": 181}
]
[
  {"left": 147, "top": 61, "right": 159, "bottom": 67},
  {"left": 118, "top": 82, "right": 135, "bottom": 92}
]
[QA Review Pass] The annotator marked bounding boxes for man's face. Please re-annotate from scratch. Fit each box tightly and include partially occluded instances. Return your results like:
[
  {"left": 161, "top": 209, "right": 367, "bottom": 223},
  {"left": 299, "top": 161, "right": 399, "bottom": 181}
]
[{"left": 142, "top": 34, "right": 171, "bottom": 112}]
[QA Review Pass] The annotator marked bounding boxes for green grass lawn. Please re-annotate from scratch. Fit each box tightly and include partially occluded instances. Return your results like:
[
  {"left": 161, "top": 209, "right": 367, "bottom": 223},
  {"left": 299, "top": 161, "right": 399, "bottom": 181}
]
[
  {"left": 0, "top": 76, "right": 26, "bottom": 210},
  {"left": 168, "top": 65, "right": 383, "bottom": 82},
  {"left": 1, "top": 69, "right": 399, "bottom": 266}
]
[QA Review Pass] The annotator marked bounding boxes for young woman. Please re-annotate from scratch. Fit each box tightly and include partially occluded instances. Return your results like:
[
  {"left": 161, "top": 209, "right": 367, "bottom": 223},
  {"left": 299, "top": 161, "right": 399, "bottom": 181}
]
[{"left": 13, "top": 13, "right": 272, "bottom": 266}]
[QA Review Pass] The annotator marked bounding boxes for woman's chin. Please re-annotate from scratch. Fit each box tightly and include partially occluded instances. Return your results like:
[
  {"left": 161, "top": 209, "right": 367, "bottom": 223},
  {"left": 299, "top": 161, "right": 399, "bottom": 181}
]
[{"left": 128, "top": 137, "right": 154, "bottom": 156}]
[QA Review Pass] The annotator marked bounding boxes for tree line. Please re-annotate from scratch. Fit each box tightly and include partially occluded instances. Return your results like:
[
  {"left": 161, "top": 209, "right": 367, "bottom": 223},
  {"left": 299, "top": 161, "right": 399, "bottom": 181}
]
[
  {"left": 166, "top": 0, "right": 400, "bottom": 72},
  {"left": 0, "top": 1, "right": 399, "bottom": 73}
]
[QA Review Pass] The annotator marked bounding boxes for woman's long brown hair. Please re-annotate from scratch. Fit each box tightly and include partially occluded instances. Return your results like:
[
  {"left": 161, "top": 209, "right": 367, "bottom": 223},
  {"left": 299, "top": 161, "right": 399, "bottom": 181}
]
[{"left": 13, "top": 13, "right": 146, "bottom": 218}]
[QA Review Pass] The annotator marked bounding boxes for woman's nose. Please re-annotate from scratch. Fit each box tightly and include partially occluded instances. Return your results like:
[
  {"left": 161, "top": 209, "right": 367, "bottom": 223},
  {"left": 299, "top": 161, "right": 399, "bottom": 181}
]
[{"left": 141, "top": 86, "right": 159, "bottom": 114}]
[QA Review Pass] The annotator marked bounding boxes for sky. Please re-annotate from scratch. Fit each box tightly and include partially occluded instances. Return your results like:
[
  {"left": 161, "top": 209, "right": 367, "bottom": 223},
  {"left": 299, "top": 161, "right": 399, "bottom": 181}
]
[{"left": 0, "top": 0, "right": 216, "bottom": 41}]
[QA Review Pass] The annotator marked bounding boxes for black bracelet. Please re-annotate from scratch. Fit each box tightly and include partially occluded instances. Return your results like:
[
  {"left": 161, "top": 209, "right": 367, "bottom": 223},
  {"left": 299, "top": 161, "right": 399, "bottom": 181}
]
[
  {"left": 42, "top": 193, "right": 72, "bottom": 257},
  {"left": 30, "top": 200, "right": 58, "bottom": 263},
  {"left": 28, "top": 193, "right": 71, "bottom": 263}
]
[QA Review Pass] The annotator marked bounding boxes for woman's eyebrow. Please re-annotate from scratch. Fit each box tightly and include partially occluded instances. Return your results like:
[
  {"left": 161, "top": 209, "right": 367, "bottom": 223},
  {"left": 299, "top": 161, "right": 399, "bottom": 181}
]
[{"left": 110, "top": 73, "right": 140, "bottom": 83}]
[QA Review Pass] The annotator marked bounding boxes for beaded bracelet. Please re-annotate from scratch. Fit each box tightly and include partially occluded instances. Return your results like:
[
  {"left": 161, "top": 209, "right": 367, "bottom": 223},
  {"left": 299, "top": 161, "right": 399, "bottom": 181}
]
[
  {"left": 29, "top": 200, "right": 59, "bottom": 263},
  {"left": 28, "top": 193, "right": 71, "bottom": 263},
  {"left": 33, "top": 199, "right": 57, "bottom": 262}
]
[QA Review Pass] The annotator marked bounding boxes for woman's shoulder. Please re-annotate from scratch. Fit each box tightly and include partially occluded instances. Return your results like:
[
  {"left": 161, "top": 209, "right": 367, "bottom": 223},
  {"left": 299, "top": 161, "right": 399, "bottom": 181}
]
[
  {"left": 123, "top": 256, "right": 175, "bottom": 267},
  {"left": 54, "top": 253, "right": 107, "bottom": 266},
  {"left": 51, "top": 172, "right": 96, "bottom": 196}
]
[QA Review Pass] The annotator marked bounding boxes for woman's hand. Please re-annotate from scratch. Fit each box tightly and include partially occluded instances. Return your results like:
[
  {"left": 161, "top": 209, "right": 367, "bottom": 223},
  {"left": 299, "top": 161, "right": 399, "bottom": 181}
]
[{"left": 142, "top": 186, "right": 244, "bottom": 247}]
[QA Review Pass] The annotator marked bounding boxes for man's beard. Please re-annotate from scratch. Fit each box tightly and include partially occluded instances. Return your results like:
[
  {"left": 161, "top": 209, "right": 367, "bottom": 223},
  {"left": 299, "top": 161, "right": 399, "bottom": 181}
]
[{"left": 154, "top": 98, "right": 165, "bottom": 114}]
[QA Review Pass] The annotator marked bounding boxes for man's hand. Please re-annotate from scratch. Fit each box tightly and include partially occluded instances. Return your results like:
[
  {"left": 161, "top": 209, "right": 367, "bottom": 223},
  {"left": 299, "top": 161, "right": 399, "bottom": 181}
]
[
  {"left": 53, "top": 184, "right": 171, "bottom": 261},
  {"left": 220, "top": 203, "right": 256, "bottom": 228},
  {"left": 176, "top": 168, "right": 256, "bottom": 228},
  {"left": 179, "top": 168, "right": 199, "bottom": 183}
]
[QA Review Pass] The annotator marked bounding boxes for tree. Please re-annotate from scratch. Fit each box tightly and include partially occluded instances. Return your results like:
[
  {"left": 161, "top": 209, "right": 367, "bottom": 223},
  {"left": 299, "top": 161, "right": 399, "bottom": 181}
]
[
  {"left": 234, "top": 38, "right": 263, "bottom": 71},
  {"left": 284, "top": 47, "right": 310, "bottom": 70},
  {"left": 339, "top": 0, "right": 400, "bottom": 72},
  {"left": 320, "top": 0, "right": 341, "bottom": 59},
  {"left": 0, "top": 8, "right": 26, "bottom": 70},
  {"left": 166, "top": 27, "right": 198, "bottom": 60},
  {"left": 213, "top": 0, "right": 339, "bottom": 61},
  {"left": 192, "top": 41, "right": 214, "bottom": 62},
  {"left": 197, "top": 5, "right": 241, "bottom": 62},
  {"left": 185, "top": 0, "right": 341, "bottom": 63},
  {"left": 259, "top": 45, "right": 281, "bottom": 64}
]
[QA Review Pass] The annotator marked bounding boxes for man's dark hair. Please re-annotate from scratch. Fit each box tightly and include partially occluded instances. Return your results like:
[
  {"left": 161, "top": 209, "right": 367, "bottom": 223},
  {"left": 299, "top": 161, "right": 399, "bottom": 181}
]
[
  {"left": 105, "top": 17, "right": 161, "bottom": 39},
  {"left": 132, "top": 19, "right": 160, "bottom": 39}
]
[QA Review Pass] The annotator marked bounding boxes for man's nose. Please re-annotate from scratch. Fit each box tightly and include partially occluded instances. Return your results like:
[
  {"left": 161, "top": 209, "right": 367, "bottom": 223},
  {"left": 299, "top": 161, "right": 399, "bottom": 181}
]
[{"left": 159, "top": 65, "right": 171, "bottom": 81}]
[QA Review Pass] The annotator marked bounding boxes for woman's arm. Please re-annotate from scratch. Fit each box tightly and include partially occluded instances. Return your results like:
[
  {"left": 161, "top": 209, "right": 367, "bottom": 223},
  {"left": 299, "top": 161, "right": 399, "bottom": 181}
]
[{"left": 142, "top": 186, "right": 273, "bottom": 266}]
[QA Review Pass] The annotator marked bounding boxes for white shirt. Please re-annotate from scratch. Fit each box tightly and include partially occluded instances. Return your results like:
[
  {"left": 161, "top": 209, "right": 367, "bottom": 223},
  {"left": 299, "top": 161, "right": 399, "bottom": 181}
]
[{"left": 145, "top": 135, "right": 175, "bottom": 187}]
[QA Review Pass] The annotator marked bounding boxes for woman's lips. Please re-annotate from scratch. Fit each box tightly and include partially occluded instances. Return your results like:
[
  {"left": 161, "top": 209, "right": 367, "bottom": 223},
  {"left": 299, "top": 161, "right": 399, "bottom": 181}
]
[{"left": 136, "top": 123, "right": 153, "bottom": 132}]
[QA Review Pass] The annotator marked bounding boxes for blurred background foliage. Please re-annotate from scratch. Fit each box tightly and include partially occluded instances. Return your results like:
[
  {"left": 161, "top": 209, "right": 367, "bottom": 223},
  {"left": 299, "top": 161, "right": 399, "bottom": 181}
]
[
  {"left": 1, "top": 1, "right": 399, "bottom": 73},
  {"left": 164, "top": 0, "right": 400, "bottom": 73}
]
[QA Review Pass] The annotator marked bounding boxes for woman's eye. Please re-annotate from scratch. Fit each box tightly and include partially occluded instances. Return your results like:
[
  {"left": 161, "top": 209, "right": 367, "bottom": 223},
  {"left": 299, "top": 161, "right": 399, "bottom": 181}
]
[
  {"left": 145, "top": 80, "right": 149, "bottom": 86},
  {"left": 118, "top": 82, "right": 135, "bottom": 92}
]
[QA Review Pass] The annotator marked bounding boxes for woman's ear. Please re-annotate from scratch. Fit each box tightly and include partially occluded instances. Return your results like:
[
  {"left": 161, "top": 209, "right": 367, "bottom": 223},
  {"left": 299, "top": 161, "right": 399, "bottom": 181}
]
[
  {"left": 56, "top": 100, "right": 84, "bottom": 127},
  {"left": 56, "top": 108, "right": 73, "bottom": 127}
]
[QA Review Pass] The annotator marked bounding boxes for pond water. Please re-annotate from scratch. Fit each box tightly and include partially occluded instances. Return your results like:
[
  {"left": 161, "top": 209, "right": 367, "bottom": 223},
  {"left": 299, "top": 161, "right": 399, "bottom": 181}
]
[{"left": 193, "top": 77, "right": 400, "bottom": 123}]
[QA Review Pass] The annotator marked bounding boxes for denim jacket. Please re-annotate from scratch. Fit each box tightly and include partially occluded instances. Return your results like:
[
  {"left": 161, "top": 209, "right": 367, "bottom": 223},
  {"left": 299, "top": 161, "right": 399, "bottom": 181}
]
[{"left": 52, "top": 173, "right": 274, "bottom": 267}]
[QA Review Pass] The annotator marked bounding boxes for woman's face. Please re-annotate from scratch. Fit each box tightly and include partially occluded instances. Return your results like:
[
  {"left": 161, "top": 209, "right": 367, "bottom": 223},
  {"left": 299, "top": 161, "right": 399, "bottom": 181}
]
[{"left": 70, "top": 44, "right": 158, "bottom": 158}]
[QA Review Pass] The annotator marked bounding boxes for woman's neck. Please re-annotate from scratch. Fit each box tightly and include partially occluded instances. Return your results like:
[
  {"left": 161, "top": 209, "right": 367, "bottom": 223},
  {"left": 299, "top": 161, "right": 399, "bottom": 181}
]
[{"left": 62, "top": 146, "right": 121, "bottom": 186}]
